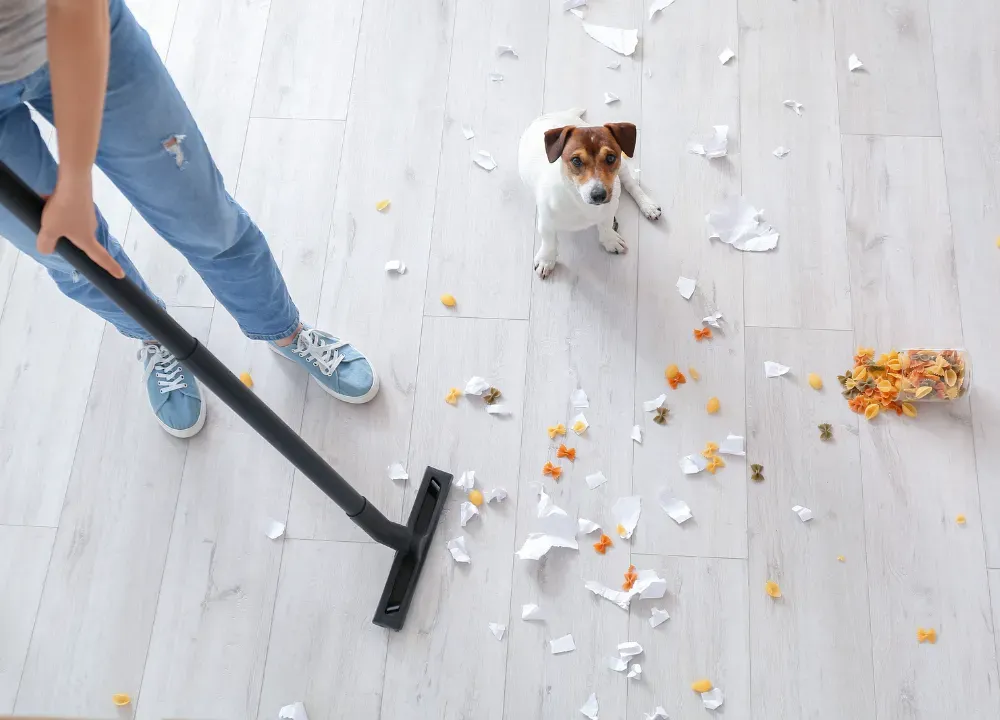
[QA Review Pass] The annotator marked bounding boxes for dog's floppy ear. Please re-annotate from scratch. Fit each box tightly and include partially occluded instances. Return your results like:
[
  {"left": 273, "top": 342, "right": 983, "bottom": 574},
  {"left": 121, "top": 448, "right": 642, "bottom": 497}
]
[
  {"left": 604, "top": 123, "right": 637, "bottom": 158},
  {"left": 544, "top": 125, "right": 576, "bottom": 163}
]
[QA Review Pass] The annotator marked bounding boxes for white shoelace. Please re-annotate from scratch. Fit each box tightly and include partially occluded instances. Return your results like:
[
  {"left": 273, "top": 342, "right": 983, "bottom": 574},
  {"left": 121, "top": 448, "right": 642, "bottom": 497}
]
[
  {"left": 140, "top": 343, "right": 188, "bottom": 394},
  {"left": 290, "top": 328, "right": 346, "bottom": 376}
]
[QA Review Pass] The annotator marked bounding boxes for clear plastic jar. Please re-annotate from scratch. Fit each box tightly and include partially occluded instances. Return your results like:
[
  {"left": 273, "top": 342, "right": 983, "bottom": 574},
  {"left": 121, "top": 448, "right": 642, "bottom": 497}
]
[{"left": 894, "top": 348, "right": 971, "bottom": 402}]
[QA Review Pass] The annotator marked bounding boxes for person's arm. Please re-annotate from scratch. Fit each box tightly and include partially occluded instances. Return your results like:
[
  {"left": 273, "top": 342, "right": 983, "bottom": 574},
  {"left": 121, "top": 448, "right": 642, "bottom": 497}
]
[{"left": 37, "top": 0, "right": 123, "bottom": 278}]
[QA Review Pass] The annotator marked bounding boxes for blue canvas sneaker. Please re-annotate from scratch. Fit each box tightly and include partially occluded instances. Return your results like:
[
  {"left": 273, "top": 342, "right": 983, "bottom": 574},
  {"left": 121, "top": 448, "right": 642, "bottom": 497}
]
[
  {"left": 269, "top": 325, "right": 379, "bottom": 403},
  {"left": 139, "top": 342, "right": 206, "bottom": 438}
]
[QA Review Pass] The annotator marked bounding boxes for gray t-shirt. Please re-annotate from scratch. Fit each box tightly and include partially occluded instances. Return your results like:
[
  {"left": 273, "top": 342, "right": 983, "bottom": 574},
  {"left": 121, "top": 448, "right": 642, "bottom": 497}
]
[{"left": 0, "top": 0, "right": 48, "bottom": 84}]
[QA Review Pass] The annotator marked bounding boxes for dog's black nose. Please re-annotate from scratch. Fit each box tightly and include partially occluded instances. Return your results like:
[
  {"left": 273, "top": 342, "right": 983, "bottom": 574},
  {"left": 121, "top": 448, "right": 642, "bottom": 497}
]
[{"left": 590, "top": 187, "right": 608, "bottom": 203}]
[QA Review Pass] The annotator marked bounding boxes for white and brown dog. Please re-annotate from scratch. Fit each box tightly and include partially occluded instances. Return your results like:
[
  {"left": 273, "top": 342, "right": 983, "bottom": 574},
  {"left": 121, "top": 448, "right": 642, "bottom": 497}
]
[{"left": 518, "top": 108, "right": 661, "bottom": 278}]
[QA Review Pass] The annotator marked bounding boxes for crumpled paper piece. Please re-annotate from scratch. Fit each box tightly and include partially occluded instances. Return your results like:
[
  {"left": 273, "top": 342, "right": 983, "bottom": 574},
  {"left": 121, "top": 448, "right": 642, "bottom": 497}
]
[
  {"left": 719, "top": 47, "right": 735, "bottom": 64},
  {"left": 848, "top": 53, "right": 864, "bottom": 71},
  {"left": 792, "top": 505, "right": 814, "bottom": 522},
  {"left": 279, "top": 701, "right": 310, "bottom": 720},
  {"left": 384, "top": 260, "right": 407, "bottom": 274},
  {"left": 446, "top": 536, "right": 470, "bottom": 563},
  {"left": 703, "top": 311, "right": 723, "bottom": 328},
  {"left": 460, "top": 501, "right": 480, "bottom": 527},
  {"left": 706, "top": 196, "right": 780, "bottom": 252},
  {"left": 659, "top": 492, "right": 693, "bottom": 524},
  {"left": 773, "top": 146, "right": 790, "bottom": 159},
  {"left": 783, "top": 99, "right": 804, "bottom": 115},
  {"left": 578, "top": 518, "right": 601, "bottom": 534},
  {"left": 497, "top": 44, "right": 518, "bottom": 58},
  {"left": 680, "top": 455, "right": 708, "bottom": 474},
  {"left": 473, "top": 150, "right": 497, "bottom": 171},
  {"left": 618, "top": 641, "right": 643, "bottom": 659},
  {"left": 465, "top": 377, "right": 490, "bottom": 395},
  {"left": 644, "top": 708, "right": 669, "bottom": 720},
  {"left": 702, "top": 687, "right": 725, "bottom": 710},
  {"left": 585, "top": 569, "right": 666, "bottom": 610},
  {"left": 649, "top": 607, "right": 670, "bottom": 628},
  {"left": 604, "top": 92, "right": 620, "bottom": 105},
  {"left": 764, "top": 361, "right": 790, "bottom": 378},
  {"left": 643, "top": 393, "right": 666, "bottom": 412},
  {"left": 516, "top": 490, "right": 579, "bottom": 559},
  {"left": 612, "top": 496, "right": 641, "bottom": 539},
  {"left": 608, "top": 656, "right": 627, "bottom": 672},
  {"left": 485, "top": 487, "right": 508, "bottom": 503},
  {"left": 649, "top": 0, "right": 678, "bottom": 19},
  {"left": 687, "top": 125, "right": 728, "bottom": 159},
  {"left": 462, "top": 124, "right": 475, "bottom": 140},
  {"left": 456, "top": 470, "right": 475, "bottom": 490},
  {"left": 718, "top": 434, "right": 745, "bottom": 456},
  {"left": 628, "top": 664, "right": 642, "bottom": 679},
  {"left": 582, "top": 21, "right": 638, "bottom": 56},
  {"left": 579, "top": 692, "right": 599, "bottom": 720}
]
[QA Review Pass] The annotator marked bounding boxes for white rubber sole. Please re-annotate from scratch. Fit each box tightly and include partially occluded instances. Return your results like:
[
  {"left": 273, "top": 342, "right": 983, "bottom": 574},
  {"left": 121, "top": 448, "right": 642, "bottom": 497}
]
[
  {"left": 268, "top": 342, "right": 380, "bottom": 404},
  {"left": 150, "top": 390, "right": 208, "bottom": 439}
]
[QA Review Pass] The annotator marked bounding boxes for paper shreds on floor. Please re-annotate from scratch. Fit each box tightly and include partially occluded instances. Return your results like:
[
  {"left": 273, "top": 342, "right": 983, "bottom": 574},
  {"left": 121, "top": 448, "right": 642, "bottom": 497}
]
[
  {"left": 719, "top": 47, "right": 735, "bottom": 64},
  {"left": 649, "top": 0, "right": 678, "bottom": 19},
  {"left": 465, "top": 377, "right": 490, "bottom": 395},
  {"left": 631, "top": 425, "right": 643, "bottom": 443},
  {"left": 572, "top": 413, "right": 590, "bottom": 434},
  {"left": 706, "top": 196, "right": 779, "bottom": 252},
  {"left": 608, "top": 656, "right": 628, "bottom": 672},
  {"left": 603, "top": 92, "right": 620, "bottom": 105},
  {"left": 792, "top": 505, "right": 814, "bottom": 522},
  {"left": 460, "top": 501, "right": 480, "bottom": 527},
  {"left": 628, "top": 664, "right": 642, "bottom": 679},
  {"left": 702, "top": 687, "right": 725, "bottom": 710},
  {"left": 497, "top": 44, "right": 518, "bottom": 57},
  {"left": 582, "top": 21, "right": 639, "bottom": 56},
  {"left": 485, "top": 487, "right": 508, "bottom": 503},
  {"left": 388, "top": 463, "right": 408, "bottom": 481},
  {"left": 473, "top": 150, "right": 498, "bottom": 171},
  {"left": 571, "top": 388, "right": 589, "bottom": 408},
  {"left": 848, "top": 53, "right": 864, "bottom": 71},
  {"left": 659, "top": 493, "right": 693, "bottom": 524},
  {"left": 680, "top": 454, "right": 708, "bottom": 474},
  {"left": 550, "top": 634, "right": 577, "bottom": 654},
  {"left": 462, "top": 124, "right": 475, "bottom": 140},
  {"left": 643, "top": 393, "right": 667, "bottom": 412},
  {"left": 446, "top": 536, "right": 471, "bottom": 563},
  {"left": 586, "top": 471, "right": 609, "bottom": 490},
  {"left": 612, "top": 496, "right": 641, "bottom": 539},
  {"left": 384, "top": 260, "right": 406, "bottom": 274},
  {"left": 578, "top": 518, "right": 601, "bottom": 534},
  {"left": 783, "top": 99, "right": 804, "bottom": 115},
  {"left": 703, "top": 311, "right": 723, "bottom": 328},
  {"left": 676, "top": 275, "right": 697, "bottom": 299},
  {"left": 687, "top": 125, "right": 728, "bottom": 159},
  {"left": 489, "top": 622, "right": 507, "bottom": 640},
  {"left": 718, "top": 433, "right": 746, "bottom": 456},
  {"left": 585, "top": 581, "right": 634, "bottom": 610},
  {"left": 522, "top": 603, "right": 545, "bottom": 620},
  {"left": 773, "top": 146, "right": 791, "bottom": 159},
  {"left": 456, "top": 470, "right": 475, "bottom": 490},
  {"left": 586, "top": 569, "right": 666, "bottom": 610},
  {"left": 488, "top": 72, "right": 504, "bottom": 82},
  {"left": 516, "top": 491, "right": 579, "bottom": 560},
  {"left": 486, "top": 404, "right": 511, "bottom": 416},
  {"left": 618, "top": 641, "right": 643, "bottom": 659},
  {"left": 265, "top": 518, "right": 286, "bottom": 540},
  {"left": 563, "top": 0, "right": 587, "bottom": 9},
  {"left": 579, "top": 692, "right": 599, "bottom": 720},
  {"left": 279, "top": 702, "right": 310, "bottom": 720},
  {"left": 607, "top": 59, "right": 620, "bottom": 70},
  {"left": 764, "top": 361, "right": 791, "bottom": 378},
  {"left": 649, "top": 607, "right": 670, "bottom": 628},
  {"left": 644, "top": 708, "right": 669, "bottom": 720}
]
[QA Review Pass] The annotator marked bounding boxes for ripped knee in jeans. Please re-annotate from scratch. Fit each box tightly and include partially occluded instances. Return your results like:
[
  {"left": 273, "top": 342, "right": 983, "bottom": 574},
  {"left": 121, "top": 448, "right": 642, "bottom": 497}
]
[{"left": 161, "top": 134, "right": 188, "bottom": 169}]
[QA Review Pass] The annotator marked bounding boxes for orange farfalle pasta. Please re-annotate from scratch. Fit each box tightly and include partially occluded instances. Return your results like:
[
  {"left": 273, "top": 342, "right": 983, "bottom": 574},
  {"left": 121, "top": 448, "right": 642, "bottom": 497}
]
[
  {"left": 547, "top": 423, "right": 566, "bottom": 439},
  {"left": 622, "top": 564, "right": 638, "bottom": 591},
  {"left": 706, "top": 455, "right": 726, "bottom": 474},
  {"left": 916, "top": 627, "right": 937, "bottom": 644},
  {"left": 665, "top": 364, "right": 680, "bottom": 380},
  {"left": 542, "top": 461, "right": 562, "bottom": 480},
  {"left": 557, "top": 444, "right": 576, "bottom": 461},
  {"left": 593, "top": 534, "right": 613, "bottom": 554},
  {"left": 693, "top": 327, "right": 713, "bottom": 341},
  {"left": 668, "top": 372, "right": 687, "bottom": 389}
]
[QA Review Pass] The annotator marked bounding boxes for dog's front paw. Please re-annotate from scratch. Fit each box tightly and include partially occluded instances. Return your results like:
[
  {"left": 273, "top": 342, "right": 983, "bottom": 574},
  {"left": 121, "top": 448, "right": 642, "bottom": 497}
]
[
  {"left": 640, "top": 199, "right": 662, "bottom": 221},
  {"left": 599, "top": 229, "right": 628, "bottom": 254},
  {"left": 534, "top": 250, "right": 557, "bottom": 279}
]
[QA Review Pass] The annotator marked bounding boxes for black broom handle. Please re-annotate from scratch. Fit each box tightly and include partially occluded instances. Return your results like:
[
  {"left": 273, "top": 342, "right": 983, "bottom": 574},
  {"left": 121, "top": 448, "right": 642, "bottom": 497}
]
[{"left": 0, "top": 162, "right": 412, "bottom": 552}]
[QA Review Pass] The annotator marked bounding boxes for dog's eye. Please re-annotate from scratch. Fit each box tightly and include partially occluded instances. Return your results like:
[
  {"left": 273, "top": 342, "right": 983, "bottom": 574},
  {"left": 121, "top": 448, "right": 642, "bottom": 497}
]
[
  {"left": 571, "top": 157, "right": 583, "bottom": 168},
  {"left": 605, "top": 154, "right": 617, "bottom": 165}
]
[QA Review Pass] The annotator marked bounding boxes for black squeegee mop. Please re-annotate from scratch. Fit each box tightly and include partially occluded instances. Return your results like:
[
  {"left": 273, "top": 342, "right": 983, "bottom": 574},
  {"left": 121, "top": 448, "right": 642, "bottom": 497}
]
[{"left": 0, "top": 161, "right": 451, "bottom": 631}]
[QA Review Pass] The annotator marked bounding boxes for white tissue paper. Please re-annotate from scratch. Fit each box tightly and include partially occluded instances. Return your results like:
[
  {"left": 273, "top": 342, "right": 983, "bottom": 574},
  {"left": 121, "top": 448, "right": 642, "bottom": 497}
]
[
  {"left": 649, "top": 0, "right": 678, "bottom": 19},
  {"left": 703, "top": 311, "right": 723, "bottom": 328},
  {"left": 571, "top": 388, "right": 589, "bottom": 408},
  {"left": 582, "top": 21, "right": 638, "bottom": 56},
  {"left": 687, "top": 125, "right": 728, "bottom": 159},
  {"left": 384, "top": 260, "right": 407, "bottom": 274},
  {"left": 649, "top": 607, "right": 670, "bottom": 628},
  {"left": 702, "top": 687, "right": 725, "bottom": 710},
  {"left": 460, "top": 501, "right": 479, "bottom": 527},
  {"left": 718, "top": 433, "right": 746, "bottom": 456},
  {"left": 603, "top": 92, "right": 620, "bottom": 105},
  {"left": 676, "top": 276, "right": 697, "bottom": 299},
  {"left": 628, "top": 664, "right": 642, "bottom": 679},
  {"left": 571, "top": 413, "right": 589, "bottom": 434},
  {"left": 631, "top": 425, "right": 643, "bottom": 444},
  {"left": 521, "top": 603, "right": 545, "bottom": 620},
  {"left": 496, "top": 45, "right": 518, "bottom": 58},
  {"left": 585, "top": 471, "right": 608, "bottom": 490},
  {"left": 783, "top": 99, "right": 804, "bottom": 115},
  {"left": 764, "top": 361, "right": 790, "bottom": 378},
  {"left": 643, "top": 393, "right": 667, "bottom": 412},
  {"left": 485, "top": 487, "right": 508, "bottom": 503},
  {"left": 792, "top": 505, "right": 814, "bottom": 522},
  {"left": 772, "top": 146, "right": 790, "bottom": 158},
  {"left": 265, "top": 518, "right": 286, "bottom": 540},
  {"left": 680, "top": 454, "right": 707, "bottom": 474},
  {"left": 446, "top": 536, "right": 471, "bottom": 563},
  {"left": 706, "top": 196, "right": 780, "bottom": 252},
  {"left": 388, "top": 463, "right": 409, "bottom": 481},
  {"left": 486, "top": 404, "right": 511, "bottom": 416},
  {"left": 618, "top": 641, "right": 643, "bottom": 659},
  {"left": 719, "top": 47, "right": 735, "bottom": 64},
  {"left": 607, "top": 656, "right": 627, "bottom": 672},
  {"left": 473, "top": 150, "right": 498, "bottom": 171},
  {"left": 659, "top": 492, "right": 693, "bottom": 524},
  {"left": 461, "top": 124, "right": 475, "bottom": 140},
  {"left": 516, "top": 490, "right": 579, "bottom": 560},
  {"left": 456, "top": 470, "right": 475, "bottom": 490},
  {"left": 465, "top": 377, "right": 490, "bottom": 395},
  {"left": 848, "top": 53, "right": 864, "bottom": 71},
  {"left": 644, "top": 707, "right": 669, "bottom": 720},
  {"left": 489, "top": 622, "right": 506, "bottom": 640},
  {"left": 578, "top": 518, "right": 601, "bottom": 534},
  {"left": 278, "top": 701, "right": 309, "bottom": 720},
  {"left": 579, "top": 692, "right": 599, "bottom": 720},
  {"left": 585, "top": 569, "right": 666, "bottom": 610}
]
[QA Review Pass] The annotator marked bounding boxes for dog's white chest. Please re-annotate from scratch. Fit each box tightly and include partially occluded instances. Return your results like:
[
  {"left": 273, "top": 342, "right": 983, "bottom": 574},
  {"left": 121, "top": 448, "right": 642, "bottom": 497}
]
[{"left": 542, "top": 176, "right": 621, "bottom": 232}]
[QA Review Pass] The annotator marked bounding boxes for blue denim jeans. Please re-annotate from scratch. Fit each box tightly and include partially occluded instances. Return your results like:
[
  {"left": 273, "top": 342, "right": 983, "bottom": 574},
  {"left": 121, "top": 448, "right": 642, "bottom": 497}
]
[{"left": 0, "top": 0, "right": 299, "bottom": 341}]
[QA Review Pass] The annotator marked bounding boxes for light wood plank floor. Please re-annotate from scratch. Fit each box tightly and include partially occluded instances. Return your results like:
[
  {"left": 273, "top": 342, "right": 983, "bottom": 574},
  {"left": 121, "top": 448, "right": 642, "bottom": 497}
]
[{"left": 2, "top": 0, "right": 998, "bottom": 717}]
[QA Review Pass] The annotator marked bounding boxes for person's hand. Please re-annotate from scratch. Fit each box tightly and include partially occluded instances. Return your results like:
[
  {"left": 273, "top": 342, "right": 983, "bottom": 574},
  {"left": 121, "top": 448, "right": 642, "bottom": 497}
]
[{"left": 37, "top": 172, "right": 124, "bottom": 278}]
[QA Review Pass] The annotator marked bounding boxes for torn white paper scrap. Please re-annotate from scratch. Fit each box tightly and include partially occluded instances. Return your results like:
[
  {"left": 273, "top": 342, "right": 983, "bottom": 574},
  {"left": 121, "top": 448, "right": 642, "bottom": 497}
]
[
  {"left": 628, "top": 664, "right": 642, "bottom": 679},
  {"left": 485, "top": 487, "right": 508, "bottom": 503},
  {"left": 388, "top": 462, "right": 408, "bottom": 481},
  {"left": 446, "top": 536, "right": 471, "bottom": 563},
  {"left": 473, "top": 150, "right": 498, "bottom": 171},
  {"left": 783, "top": 99, "right": 804, "bottom": 115},
  {"left": 706, "top": 196, "right": 780, "bottom": 252},
  {"left": 571, "top": 412, "right": 589, "bottom": 434},
  {"left": 569, "top": 7, "right": 585, "bottom": 18},
  {"left": 643, "top": 393, "right": 666, "bottom": 412},
  {"left": 631, "top": 425, "right": 643, "bottom": 444},
  {"left": 586, "top": 471, "right": 608, "bottom": 490},
  {"left": 550, "top": 634, "right": 576, "bottom": 654},
  {"left": 456, "top": 470, "right": 476, "bottom": 490},
  {"left": 792, "top": 505, "right": 814, "bottom": 522},
  {"left": 649, "top": 607, "right": 670, "bottom": 628},
  {"left": 465, "top": 377, "right": 490, "bottom": 395},
  {"left": 384, "top": 260, "right": 407, "bottom": 274},
  {"left": 633, "top": 569, "right": 667, "bottom": 599},
  {"left": 764, "top": 361, "right": 791, "bottom": 378},
  {"left": 680, "top": 454, "right": 707, "bottom": 474},
  {"left": 461, "top": 124, "right": 475, "bottom": 140},
  {"left": 603, "top": 92, "right": 620, "bottom": 105},
  {"left": 772, "top": 146, "right": 791, "bottom": 159},
  {"left": 703, "top": 311, "right": 723, "bottom": 328},
  {"left": 612, "top": 496, "right": 641, "bottom": 539},
  {"left": 265, "top": 518, "right": 286, "bottom": 540},
  {"left": 582, "top": 21, "right": 639, "bottom": 56},
  {"left": 278, "top": 701, "right": 309, "bottom": 720},
  {"left": 578, "top": 518, "right": 601, "bottom": 534},
  {"left": 659, "top": 493, "right": 693, "bottom": 524},
  {"left": 618, "top": 641, "right": 643, "bottom": 660},
  {"left": 848, "top": 53, "right": 864, "bottom": 72},
  {"left": 649, "top": 0, "right": 678, "bottom": 20},
  {"left": 687, "top": 125, "right": 728, "bottom": 159},
  {"left": 563, "top": 0, "right": 587, "bottom": 9},
  {"left": 496, "top": 45, "right": 518, "bottom": 58},
  {"left": 488, "top": 72, "right": 504, "bottom": 83},
  {"left": 718, "top": 433, "right": 745, "bottom": 456},
  {"left": 702, "top": 687, "right": 725, "bottom": 710},
  {"left": 644, "top": 708, "right": 669, "bottom": 720},
  {"left": 719, "top": 47, "right": 735, "bottom": 64},
  {"left": 676, "top": 276, "right": 696, "bottom": 299},
  {"left": 607, "top": 59, "right": 620, "bottom": 70},
  {"left": 607, "top": 656, "right": 627, "bottom": 672},
  {"left": 486, "top": 404, "right": 511, "bottom": 416},
  {"left": 585, "top": 580, "right": 634, "bottom": 610},
  {"left": 516, "top": 519, "right": 579, "bottom": 560},
  {"left": 571, "top": 388, "right": 589, "bottom": 408},
  {"left": 579, "top": 692, "right": 599, "bottom": 720},
  {"left": 460, "top": 501, "right": 480, "bottom": 527},
  {"left": 489, "top": 622, "right": 507, "bottom": 640},
  {"left": 521, "top": 603, "right": 545, "bottom": 620}
]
